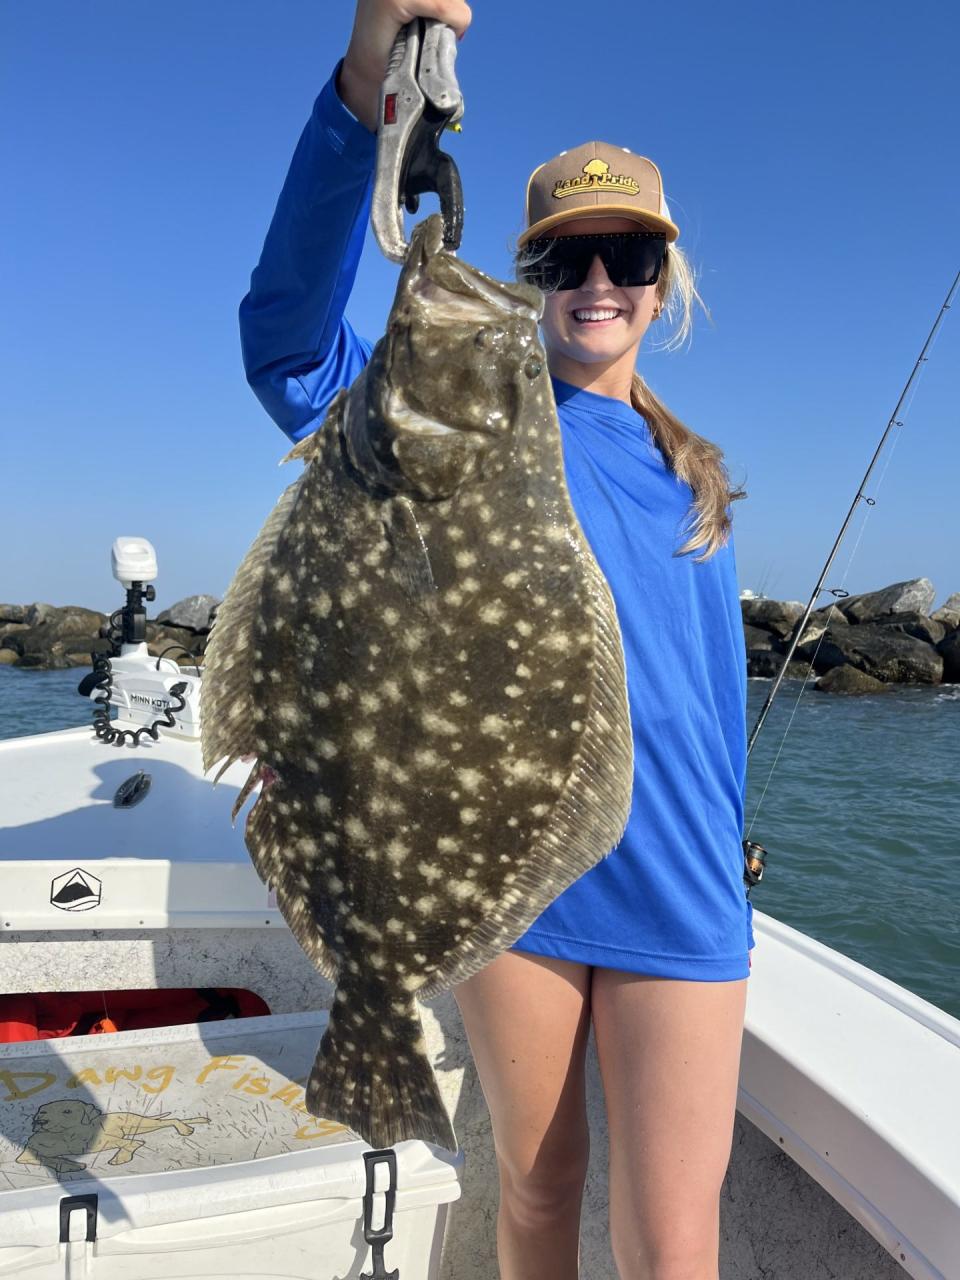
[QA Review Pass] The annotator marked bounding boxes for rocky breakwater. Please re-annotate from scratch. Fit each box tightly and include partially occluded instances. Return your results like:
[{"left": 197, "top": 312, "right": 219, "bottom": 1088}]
[
  {"left": 0, "top": 596, "right": 220, "bottom": 670},
  {"left": 743, "top": 578, "right": 960, "bottom": 694},
  {"left": 6, "top": 582, "right": 959, "bottom": 698}
]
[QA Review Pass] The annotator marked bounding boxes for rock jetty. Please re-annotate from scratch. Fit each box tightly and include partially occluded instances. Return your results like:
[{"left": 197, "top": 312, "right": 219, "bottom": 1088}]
[
  {"left": 2, "top": 579, "right": 957, "bottom": 696},
  {"left": 742, "top": 578, "right": 960, "bottom": 693},
  {"left": 0, "top": 597, "right": 219, "bottom": 671}
]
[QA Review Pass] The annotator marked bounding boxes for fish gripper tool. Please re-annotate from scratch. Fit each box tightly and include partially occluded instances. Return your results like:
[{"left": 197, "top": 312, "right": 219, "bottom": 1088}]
[
  {"left": 360, "top": 1147, "right": 400, "bottom": 1279},
  {"left": 371, "top": 17, "right": 464, "bottom": 263}
]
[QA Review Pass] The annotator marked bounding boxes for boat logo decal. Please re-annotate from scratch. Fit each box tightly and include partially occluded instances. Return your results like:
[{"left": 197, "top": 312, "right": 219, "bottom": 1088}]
[{"left": 50, "top": 868, "right": 102, "bottom": 913}]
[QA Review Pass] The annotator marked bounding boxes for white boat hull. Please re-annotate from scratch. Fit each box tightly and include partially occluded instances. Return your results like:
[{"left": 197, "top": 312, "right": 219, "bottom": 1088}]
[{"left": 2, "top": 723, "right": 957, "bottom": 1278}]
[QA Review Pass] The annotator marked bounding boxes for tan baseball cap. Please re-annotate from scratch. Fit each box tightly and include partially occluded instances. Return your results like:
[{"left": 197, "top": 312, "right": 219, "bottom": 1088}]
[{"left": 518, "top": 140, "right": 680, "bottom": 247}]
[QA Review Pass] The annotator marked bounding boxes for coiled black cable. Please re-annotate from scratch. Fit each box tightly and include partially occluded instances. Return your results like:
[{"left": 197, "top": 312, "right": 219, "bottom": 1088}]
[{"left": 90, "top": 651, "right": 188, "bottom": 746}]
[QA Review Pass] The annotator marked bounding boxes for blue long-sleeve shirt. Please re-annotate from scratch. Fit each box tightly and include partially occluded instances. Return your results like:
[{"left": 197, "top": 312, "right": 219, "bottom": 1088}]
[
  {"left": 240, "top": 62, "right": 754, "bottom": 979},
  {"left": 240, "top": 66, "right": 375, "bottom": 442}
]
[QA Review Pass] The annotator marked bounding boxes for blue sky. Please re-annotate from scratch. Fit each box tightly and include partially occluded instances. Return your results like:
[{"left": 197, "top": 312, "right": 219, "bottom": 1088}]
[{"left": 3, "top": 1, "right": 958, "bottom": 614}]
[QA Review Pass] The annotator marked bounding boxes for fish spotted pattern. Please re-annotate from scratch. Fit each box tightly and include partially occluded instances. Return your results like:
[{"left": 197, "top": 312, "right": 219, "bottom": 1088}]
[{"left": 201, "top": 215, "right": 633, "bottom": 1152}]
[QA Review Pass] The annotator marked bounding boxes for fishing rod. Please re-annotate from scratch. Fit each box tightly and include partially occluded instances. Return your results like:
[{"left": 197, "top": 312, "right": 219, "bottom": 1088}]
[
  {"left": 747, "top": 267, "right": 960, "bottom": 757},
  {"left": 739, "top": 267, "right": 958, "bottom": 894}
]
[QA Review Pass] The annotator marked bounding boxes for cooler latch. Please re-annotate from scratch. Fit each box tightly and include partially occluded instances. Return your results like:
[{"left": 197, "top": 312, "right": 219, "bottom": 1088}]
[
  {"left": 360, "top": 1147, "right": 400, "bottom": 1280},
  {"left": 59, "top": 1193, "right": 98, "bottom": 1243}
]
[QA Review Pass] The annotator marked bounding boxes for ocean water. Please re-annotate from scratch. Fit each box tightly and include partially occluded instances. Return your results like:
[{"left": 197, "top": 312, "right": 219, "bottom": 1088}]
[{"left": 1, "top": 666, "right": 957, "bottom": 1020}]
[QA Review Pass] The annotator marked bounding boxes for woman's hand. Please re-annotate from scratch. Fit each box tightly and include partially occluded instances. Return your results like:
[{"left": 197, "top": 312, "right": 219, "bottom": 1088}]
[{"left": 339, "top": 0, "right": 472, "bottom": 132}]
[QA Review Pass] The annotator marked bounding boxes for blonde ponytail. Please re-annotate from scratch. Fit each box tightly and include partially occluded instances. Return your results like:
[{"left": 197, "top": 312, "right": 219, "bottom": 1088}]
[
  {"left": 637, "top": 239, "right": 745, "bottom": 560},
  {"left": 630, "top": 370, "right": 745, "bottom": 561}
]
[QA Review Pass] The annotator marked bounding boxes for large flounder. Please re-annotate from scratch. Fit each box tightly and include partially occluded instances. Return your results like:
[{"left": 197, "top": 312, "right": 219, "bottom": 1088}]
[{"left": 202, "top": 214, "right": 632, "bottom": 1153}]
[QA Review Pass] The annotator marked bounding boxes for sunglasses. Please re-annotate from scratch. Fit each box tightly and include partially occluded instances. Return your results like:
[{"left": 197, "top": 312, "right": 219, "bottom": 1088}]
[{"left": 518, "top": 231, "right": 667, "bottom": 292}]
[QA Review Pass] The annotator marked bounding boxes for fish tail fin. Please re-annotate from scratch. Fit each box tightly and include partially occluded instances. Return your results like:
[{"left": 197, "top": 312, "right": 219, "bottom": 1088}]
[{"left": 306, "top": 994, "right": 457, "bottom": 1153}]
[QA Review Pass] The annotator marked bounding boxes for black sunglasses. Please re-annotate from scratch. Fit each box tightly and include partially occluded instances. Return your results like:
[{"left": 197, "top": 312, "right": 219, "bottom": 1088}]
[{"left": 518, "top": 231, "right": 667, "bottom": 292}]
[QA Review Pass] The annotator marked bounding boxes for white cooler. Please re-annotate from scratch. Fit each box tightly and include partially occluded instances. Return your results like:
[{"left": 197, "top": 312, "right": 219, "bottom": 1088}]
[{"left": 0, "top": 1012, "right": 463, "bottom": 1279}]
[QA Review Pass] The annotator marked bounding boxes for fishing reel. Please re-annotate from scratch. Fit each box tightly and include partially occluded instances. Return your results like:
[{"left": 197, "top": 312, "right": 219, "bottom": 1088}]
[{"left": 742, "top": 839, "right": 767, "bottom": 894}]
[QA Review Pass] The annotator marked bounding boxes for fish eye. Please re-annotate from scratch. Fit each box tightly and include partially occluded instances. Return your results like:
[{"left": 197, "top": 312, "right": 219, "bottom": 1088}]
[{"left": 523, "top": 354, "right": 543, "bottom": 380}]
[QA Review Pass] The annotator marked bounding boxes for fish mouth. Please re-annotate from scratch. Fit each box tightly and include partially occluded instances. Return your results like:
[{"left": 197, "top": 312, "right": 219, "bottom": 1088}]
[
  {"left": 409, "top": 215, "right": 543, "bottom": 325},
  {"left": 374, "top": 214, "right": 548, "bottom": 458},
  {"left": 415, "top": 261, "right": 541, "bottom": 325}
]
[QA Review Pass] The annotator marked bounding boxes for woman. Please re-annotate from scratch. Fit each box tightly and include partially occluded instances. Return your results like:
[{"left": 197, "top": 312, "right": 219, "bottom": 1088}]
[{"left": 239, "top": 3, "right": 754, "bottom": 1277}]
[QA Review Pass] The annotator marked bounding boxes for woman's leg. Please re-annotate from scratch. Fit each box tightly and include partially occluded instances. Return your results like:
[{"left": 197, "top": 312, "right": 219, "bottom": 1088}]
[
  {"left": 590, "top": 971, "right": 748, "bottom": 1280},
  {"left": 452, "top": 950, "right": 593, "bottom": 1280}
]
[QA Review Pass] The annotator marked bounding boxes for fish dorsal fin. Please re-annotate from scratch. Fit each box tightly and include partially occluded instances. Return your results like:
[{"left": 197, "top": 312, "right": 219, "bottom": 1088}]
[{"left": 200, "top": 473, "right": 304, "bottom": 778}]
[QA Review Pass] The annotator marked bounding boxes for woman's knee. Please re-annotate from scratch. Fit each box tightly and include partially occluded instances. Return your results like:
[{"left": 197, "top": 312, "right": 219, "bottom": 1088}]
[
  {"left": 453, "top": 951, "right": 593, "bottom": 1216},
  {"left": 488, "top": 1046, "right": 591, "bottom": 1224},
  {"left": 610, "top": 1202, "right": 720, "bottom": 1280},
  {"left": 496, "top": 1126, "right": 591, "bottom": 1224}
]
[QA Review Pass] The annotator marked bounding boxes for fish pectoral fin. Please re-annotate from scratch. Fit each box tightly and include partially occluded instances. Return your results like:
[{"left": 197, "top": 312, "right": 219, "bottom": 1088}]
[{"left": 384, "top": 499, "right": 439, "bottom": 604}]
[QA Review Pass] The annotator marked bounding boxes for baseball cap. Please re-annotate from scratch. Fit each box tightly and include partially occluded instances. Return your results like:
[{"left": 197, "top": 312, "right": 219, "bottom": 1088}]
[{"left": 517, "top": 141, "right": 680, "bottom": 247}]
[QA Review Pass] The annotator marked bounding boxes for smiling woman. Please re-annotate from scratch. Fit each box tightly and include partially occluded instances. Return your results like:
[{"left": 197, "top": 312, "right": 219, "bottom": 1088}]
[
  {"left": 514, "top": 151, "right": 741, "bottom": 563},
  {"left": 536, "top": 220, "right": 663, "bottom": 372}
]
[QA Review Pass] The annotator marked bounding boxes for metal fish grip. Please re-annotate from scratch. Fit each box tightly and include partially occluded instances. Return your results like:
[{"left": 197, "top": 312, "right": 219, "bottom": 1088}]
[
  {"left": 360, "top": 1147, "right": 400, "bottom": 1280},
  {"left": 371, "top": 18, "right": 464, "bottom": 262}
]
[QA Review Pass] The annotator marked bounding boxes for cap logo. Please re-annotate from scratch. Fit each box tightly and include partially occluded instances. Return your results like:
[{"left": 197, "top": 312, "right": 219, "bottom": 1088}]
[{"left": 552, "top": 158, "right": 641, "bottom": 200}]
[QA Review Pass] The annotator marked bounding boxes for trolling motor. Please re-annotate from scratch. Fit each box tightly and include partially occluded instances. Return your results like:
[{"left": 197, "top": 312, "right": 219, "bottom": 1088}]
[{"left": 78, "top": 537, "right": 202, "bottom": 745}]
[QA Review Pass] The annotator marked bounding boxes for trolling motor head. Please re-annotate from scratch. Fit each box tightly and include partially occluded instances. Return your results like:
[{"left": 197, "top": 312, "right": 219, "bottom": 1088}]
[
  {"left": 109, "top": 536, "right": 158, "bottom": 651},
  {"left": 111, "top": 536, "right": 157, "bottom": 589}
]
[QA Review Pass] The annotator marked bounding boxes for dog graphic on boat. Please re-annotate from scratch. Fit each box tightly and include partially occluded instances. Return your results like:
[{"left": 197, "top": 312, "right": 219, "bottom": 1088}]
[{"left": 16, "top": 1098, "right": 210, "bottom": 1174}]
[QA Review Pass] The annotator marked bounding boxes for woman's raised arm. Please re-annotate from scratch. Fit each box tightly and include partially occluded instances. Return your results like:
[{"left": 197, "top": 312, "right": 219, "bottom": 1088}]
[
  {"left": 238, "top": 1, "right": 471, "bottom": 444},
  {"left": 238, "top": 62, "right": 378, "bottom": 445}
]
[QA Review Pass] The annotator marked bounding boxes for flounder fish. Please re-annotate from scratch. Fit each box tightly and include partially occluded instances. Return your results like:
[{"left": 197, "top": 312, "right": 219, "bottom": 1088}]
[{"left": 201, "top": 214, "right": 633, "bottom": 1152}]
